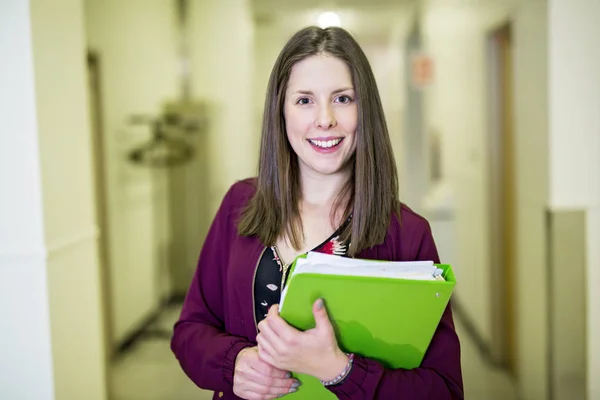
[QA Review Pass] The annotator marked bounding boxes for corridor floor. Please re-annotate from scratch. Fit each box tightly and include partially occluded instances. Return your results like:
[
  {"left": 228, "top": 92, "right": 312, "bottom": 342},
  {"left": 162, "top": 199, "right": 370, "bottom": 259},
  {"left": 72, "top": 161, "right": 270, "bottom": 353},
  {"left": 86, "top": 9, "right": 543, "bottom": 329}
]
[{"left": 111, "top": 305, "right": 517, "bottom": 400}]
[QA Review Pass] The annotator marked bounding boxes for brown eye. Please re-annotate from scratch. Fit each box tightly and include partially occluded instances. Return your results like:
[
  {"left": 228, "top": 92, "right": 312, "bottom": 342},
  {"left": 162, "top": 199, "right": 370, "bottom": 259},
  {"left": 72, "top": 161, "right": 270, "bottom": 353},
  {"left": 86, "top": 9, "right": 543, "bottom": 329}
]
[{"left": 336, "top": 95, "right": 352, "bottom": 104}]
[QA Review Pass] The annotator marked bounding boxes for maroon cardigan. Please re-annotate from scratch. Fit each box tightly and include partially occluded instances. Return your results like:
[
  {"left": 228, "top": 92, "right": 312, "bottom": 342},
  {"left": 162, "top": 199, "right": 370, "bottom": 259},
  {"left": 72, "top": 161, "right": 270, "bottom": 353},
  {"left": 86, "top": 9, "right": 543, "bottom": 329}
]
[{"left": 171, "top": 179, "right": 464, "bottom": 399}]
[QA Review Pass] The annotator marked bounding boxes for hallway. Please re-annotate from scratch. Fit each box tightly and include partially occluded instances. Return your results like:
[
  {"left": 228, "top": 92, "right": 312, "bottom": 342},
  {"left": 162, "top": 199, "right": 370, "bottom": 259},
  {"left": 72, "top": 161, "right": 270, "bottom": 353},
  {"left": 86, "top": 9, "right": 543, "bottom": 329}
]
[
  {"left": 110, "top": 306, "right": 516, "bottom": 400},
  {"left": 2, "top": 1, "right": 599, "bottom": 399}
]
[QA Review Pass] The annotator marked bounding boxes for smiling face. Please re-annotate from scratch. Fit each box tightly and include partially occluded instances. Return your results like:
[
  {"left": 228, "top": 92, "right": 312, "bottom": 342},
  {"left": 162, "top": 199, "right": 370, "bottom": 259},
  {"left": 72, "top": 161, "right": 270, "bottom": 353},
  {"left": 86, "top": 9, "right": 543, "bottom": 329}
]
[{"left": 283, "top": 54, "right": 358, "bottom": 179}]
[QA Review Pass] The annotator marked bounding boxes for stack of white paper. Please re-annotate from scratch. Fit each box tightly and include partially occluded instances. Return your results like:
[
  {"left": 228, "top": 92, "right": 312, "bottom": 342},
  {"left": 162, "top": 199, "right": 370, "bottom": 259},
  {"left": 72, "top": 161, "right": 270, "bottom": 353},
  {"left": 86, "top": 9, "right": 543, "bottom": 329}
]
[{"left": 280, "top": 252, "right": 445, "bottom": 308}]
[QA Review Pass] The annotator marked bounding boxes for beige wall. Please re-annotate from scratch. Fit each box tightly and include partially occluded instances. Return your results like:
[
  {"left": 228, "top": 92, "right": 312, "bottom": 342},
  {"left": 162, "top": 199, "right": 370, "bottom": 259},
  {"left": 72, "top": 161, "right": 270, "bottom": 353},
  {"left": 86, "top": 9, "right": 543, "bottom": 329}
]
[
  {"left": 361, "top": 39, "right": 407, "bottom": 187},
  {"left": 420, "top": 0, "right": 508, "bottom": 346},
  {"left": 420, "top": 0, "right": 550, "bottom": 398},
  {"left": 158, "top": 0, "right": 259, "bottom": 291},
  {"left": 30, "top": 0, "right": 108, "bottom": 397},
  {"left": 586, "top": 207, "right": 600, "bottom": 399},
  {"left": 420, "top": 1, "right": 600, "bottom": 398},
  {"left": 548, "top": 0, "right": 600, "bottom": 209},
  {"left": 0, "top": 1, "right": 56, "bottom": 397},
  {"left": 548, "top": 0, "right": 600, "bottom": 397},
  {"left": 254, "top": 23, "right": 288, "bottom": 136},
  {"left": 0, "top": 0, "right": 107, "bottom": 398},
  {"left": 83, "top": 0, "right": 259, "bottom": 340},
  {"left": 511, "top": 3, "right": 549, "bottom": 399},
  {"left": 547, "top": 211, "right": 586, "bottom": 399},
  {"left": 84, "top": 0, "right": 178, "bottom": 344},
  {"left": 189, "top": 0, "right": 258, "bottom": 215}
]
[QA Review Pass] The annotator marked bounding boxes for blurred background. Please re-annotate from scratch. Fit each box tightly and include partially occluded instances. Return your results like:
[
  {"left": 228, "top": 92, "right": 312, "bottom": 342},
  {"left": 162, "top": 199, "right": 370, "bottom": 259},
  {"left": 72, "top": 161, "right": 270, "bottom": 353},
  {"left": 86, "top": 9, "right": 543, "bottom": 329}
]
[{"left": 1, "top": 0, "right": 598, "bottom": 399}]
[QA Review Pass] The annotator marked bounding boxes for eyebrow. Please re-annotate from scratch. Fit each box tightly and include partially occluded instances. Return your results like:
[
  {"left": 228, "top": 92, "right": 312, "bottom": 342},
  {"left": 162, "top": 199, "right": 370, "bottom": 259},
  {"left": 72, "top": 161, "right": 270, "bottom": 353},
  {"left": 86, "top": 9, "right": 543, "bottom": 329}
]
[{"left": 292, "top": 87, "right": 354, "bottom": 96}]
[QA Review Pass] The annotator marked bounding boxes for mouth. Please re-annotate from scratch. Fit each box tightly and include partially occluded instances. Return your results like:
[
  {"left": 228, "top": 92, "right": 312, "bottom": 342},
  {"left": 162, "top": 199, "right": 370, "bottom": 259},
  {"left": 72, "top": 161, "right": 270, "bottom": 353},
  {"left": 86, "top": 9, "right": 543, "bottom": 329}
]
[{"left": 307, "top": 137, "right": 344, "bottom": 149}]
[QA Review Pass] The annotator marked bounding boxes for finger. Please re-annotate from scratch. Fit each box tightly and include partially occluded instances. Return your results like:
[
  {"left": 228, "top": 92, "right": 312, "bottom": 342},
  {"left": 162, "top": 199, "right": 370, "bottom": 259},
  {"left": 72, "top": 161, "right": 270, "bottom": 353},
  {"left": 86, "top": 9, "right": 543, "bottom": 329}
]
[
  {"left": 240, "top": 390, "right": 284, "bottom": 400},
  {"left": 257, "top": 317, "right": 270, "bottom": 333},
  {"left": 266, "top": 308, "right": 299, "bottom": 340},
  {"left": 268, "top": 303, "right": 280, "bottom": 316},
  {"left": 243, "top": 386, "right": 293, "bottom": 400},
  {"left": 257, "top": 322, "right": 286, "bottom": 355},
  {"left": 268, "top": 364, "right": 291, "bottom": 379},
  {"left": 254, "top": 354, "right": 291, "bottom": 379},
  {"left": 257, "top": 341, "right": 279, "bottom": 368},
  {"left": 237, "top": 347, "right": 276, "bottom": 377},
  {"left": 248, "top": 347, "right": 280, "bottom": 375},
  {"left": 312, "top": 298, "right": 332, "bottom": 331},
  {"left": 242, "top": 369, "right": 297, "bottom": 391},
  {"left": 256, "top": 332, "right": 278, "bottom": 357},
  {"left": 253, "top": 355, "right": 290, "bottom": 380}
]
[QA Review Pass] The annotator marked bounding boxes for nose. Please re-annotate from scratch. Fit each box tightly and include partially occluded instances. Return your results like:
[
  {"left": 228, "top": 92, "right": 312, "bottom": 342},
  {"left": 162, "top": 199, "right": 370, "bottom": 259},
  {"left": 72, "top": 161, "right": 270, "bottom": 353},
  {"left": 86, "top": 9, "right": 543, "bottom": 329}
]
[{"left": 315, "top": 103, "right": 337, "bottom": 130}]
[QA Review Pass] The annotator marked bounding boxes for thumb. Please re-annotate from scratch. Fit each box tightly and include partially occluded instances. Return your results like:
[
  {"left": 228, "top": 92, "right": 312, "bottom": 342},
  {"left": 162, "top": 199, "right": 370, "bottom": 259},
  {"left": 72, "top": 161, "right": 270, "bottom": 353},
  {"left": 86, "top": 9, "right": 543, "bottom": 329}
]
[
  {"left": 312, "top": 298, "right": 331, "bottom": 330},
  {"left": 268, "top": 303, "right": 279, "bottom": 317}
]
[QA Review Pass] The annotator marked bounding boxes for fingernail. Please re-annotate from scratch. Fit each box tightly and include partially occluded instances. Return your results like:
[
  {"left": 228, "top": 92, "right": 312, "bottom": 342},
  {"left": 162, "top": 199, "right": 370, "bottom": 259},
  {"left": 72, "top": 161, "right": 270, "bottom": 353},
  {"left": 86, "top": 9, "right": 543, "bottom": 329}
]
[
  {"left": 289, "top": 387, "right": 298, "bottom": 393},
  {"left": 317, "top": 299, "right": 324, "bottom": 310},
  {"left": 291, "top": 380, "right": 300, "bottom": 389},
  {"left": 285, "top": 371, "right": 292, "bottom": 379}
]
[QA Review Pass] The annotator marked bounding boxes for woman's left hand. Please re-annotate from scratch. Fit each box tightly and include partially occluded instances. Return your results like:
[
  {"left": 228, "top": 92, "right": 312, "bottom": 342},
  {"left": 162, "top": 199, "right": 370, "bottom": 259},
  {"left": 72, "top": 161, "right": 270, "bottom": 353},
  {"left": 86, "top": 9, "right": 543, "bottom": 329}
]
[{"left": 256, "top": 299, "right": 349, "bottom": 382}]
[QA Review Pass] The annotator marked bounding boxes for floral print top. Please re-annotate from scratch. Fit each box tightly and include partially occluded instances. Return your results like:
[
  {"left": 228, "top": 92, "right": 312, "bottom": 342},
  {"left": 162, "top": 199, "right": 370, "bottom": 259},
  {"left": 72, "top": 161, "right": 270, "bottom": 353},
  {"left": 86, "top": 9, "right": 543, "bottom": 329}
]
[{"left": 253, "top": 222, "right": 350, "bottom": 326}]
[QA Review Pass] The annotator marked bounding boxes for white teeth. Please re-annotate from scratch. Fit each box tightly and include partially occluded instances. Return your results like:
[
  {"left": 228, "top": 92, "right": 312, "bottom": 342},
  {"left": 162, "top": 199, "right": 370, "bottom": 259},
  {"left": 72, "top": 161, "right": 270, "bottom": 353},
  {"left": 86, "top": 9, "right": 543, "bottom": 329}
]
[{"left": 309, "top": 138, "right": 342, "bottom": 148}]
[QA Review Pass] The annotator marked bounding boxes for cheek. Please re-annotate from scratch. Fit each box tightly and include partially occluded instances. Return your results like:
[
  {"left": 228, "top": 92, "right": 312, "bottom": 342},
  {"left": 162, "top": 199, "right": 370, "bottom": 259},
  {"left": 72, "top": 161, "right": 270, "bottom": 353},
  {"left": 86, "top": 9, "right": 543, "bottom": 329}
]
[
  {"left": 339, "top": 108, "right": 358, "bottom": 134},
  {"left": 285, "top": 109, "right": 312, "bottom": 137}
]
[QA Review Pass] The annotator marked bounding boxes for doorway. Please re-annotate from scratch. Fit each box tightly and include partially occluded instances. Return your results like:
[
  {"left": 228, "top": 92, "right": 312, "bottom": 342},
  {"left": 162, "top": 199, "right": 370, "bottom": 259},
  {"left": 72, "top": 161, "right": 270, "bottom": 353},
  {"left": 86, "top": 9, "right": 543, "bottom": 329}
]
[
  {"left": 487, "top": 24, "right": 517, "bottom": 374},
  {"left": 87, "top": 51, "right": 113, "bottom": 394}
]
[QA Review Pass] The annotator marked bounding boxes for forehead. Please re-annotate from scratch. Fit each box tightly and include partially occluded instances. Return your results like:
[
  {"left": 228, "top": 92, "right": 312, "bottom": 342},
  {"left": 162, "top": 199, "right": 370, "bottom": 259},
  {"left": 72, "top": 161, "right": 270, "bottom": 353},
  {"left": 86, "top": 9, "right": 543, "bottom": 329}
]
[{"left": 287, "top": 55, "right": 353, "bottom": 91}]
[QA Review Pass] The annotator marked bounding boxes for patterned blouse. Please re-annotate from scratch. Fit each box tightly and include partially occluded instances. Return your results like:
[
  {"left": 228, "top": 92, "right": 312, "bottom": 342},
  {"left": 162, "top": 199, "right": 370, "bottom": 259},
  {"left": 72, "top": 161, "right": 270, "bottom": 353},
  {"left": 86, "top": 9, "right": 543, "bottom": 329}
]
[{"left": 253, "top": 221, "right": 350, "bottom": 325}]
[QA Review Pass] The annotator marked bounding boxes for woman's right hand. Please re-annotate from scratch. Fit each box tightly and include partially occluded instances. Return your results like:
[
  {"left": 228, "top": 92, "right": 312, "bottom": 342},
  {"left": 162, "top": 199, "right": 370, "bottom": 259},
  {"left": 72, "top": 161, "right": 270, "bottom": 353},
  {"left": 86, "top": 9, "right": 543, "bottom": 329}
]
[{"left": 233, "top": 346, "right": 299, "bottom": 399}]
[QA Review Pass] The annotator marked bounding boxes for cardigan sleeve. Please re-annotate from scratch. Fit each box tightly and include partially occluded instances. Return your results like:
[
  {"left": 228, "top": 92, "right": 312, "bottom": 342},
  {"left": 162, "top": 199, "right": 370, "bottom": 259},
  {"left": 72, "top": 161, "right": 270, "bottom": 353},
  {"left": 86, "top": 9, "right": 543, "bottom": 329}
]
[
  {"left": 327, "top": 218, "right": 464, "bottom": 399},
  {"left": 170, "top": 184, "right": 254, "bottom": 392}
]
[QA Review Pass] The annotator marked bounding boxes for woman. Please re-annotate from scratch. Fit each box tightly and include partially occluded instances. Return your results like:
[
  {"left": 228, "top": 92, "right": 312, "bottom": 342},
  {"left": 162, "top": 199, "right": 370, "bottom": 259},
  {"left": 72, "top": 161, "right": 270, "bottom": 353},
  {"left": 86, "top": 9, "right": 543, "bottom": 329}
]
[{"left": 171, "top": 26, "right": 463, "bottom": 400}]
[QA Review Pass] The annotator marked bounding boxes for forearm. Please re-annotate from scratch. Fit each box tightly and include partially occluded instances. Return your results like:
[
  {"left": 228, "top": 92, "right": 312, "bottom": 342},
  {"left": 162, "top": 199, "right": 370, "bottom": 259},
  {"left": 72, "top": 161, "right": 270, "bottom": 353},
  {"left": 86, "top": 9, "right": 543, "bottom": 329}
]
[
  {"left": 171, "top": 321, "right": 254, "bottom": 392},
  {"left": 327, "top": 356, "right": 463, "bottom": 400}
]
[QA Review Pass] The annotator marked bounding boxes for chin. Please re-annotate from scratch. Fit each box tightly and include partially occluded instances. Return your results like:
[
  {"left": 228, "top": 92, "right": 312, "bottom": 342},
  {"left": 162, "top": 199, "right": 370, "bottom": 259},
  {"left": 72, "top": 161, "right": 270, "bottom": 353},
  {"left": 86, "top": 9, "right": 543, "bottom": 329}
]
[{"left": 310, "top": 164, "right": 347, "bottom": 176}]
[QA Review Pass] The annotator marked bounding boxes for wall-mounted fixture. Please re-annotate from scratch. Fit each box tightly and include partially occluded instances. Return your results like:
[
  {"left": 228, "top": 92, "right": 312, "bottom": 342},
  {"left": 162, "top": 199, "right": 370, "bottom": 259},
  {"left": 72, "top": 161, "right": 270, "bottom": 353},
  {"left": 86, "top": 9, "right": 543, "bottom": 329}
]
[{"left": 127, "top": 114, "right": 195, "bottom": 167}]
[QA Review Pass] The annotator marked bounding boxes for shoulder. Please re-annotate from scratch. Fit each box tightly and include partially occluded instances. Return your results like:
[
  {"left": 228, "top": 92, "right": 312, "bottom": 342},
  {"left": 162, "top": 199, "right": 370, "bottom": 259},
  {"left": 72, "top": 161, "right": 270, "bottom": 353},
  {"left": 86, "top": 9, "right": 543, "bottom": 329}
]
[
  {"left": 217, "top": 177, "right": 257, "bottom": 224},
  {"left": 399, "top": 203, "right": 430, "bottom": 231},
  {"left": 388, "top": 203, "right": 431, "bottom": 236},
  {"left": 385, "top": 203, "right": 437, "bottom": 261},
  {"left": 224, "top": 177, "right": 257, "bottom": 207}
]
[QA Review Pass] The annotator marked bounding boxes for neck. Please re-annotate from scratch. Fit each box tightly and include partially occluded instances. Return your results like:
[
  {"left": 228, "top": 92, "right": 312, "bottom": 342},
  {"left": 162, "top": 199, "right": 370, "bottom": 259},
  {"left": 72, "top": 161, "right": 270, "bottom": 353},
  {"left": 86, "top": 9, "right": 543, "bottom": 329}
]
[{"left": 299, "top": 167, "right": 351, "bottom": 211}]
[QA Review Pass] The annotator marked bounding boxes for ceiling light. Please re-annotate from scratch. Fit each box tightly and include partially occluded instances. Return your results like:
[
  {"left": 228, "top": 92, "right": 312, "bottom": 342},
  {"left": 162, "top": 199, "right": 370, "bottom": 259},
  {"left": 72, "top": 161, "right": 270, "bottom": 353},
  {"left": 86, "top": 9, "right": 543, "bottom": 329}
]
[{"left": 317, "top": 11, "right": 341, "bottom": 28}]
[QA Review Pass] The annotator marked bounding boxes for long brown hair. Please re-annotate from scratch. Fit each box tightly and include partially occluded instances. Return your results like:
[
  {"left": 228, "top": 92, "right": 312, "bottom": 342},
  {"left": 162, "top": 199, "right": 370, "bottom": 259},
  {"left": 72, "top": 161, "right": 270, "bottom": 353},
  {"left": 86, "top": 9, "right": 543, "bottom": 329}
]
[{"left": 237, "top": 26, "right": 399, "bottom": 256}]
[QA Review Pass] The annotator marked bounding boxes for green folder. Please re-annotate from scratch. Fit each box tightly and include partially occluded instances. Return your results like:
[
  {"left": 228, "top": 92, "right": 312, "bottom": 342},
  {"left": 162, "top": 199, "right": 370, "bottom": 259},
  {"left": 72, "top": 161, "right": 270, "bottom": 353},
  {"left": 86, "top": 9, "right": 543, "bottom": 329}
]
[{"left": 278, "top": 253, "right": 456, "bottom": 399}]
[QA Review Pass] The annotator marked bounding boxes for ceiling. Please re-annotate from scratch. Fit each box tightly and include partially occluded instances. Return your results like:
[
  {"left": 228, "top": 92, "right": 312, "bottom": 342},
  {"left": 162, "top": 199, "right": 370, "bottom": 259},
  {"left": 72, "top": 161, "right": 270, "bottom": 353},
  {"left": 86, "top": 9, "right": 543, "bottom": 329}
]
[
  {"left": 252, "top": 0, "right": 416, "bottom": 13},
  {"left": 252, "top": 0, "right": 418, "bottom": 41}
]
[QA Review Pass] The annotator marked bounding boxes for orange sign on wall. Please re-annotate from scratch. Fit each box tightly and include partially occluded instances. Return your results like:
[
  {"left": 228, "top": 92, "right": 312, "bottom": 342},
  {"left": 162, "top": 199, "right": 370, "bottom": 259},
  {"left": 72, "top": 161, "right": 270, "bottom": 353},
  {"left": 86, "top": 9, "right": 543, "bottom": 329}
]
[{"left": 410, "top": 52, "right": 435, "bottom": 89}]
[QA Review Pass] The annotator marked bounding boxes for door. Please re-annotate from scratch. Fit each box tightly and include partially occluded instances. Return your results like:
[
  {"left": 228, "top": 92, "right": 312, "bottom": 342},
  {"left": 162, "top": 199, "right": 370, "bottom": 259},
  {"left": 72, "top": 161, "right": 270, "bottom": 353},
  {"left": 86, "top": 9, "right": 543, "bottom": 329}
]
[
  {"left": 487, "top": 25, "right": 517, "bottom": 374},
  {"left": 87, "top": 51, "right": 114, "bottom": 375}
]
